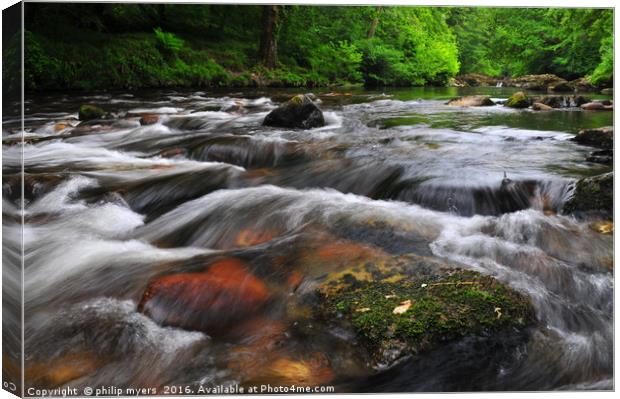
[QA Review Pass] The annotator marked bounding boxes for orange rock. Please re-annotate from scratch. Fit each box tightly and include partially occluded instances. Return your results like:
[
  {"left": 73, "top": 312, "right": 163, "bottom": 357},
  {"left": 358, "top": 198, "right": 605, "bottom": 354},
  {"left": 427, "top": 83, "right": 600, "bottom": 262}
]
[
  {"left": 54, "top": 123, "right": 68, "bottom": 132},
  {"left": 233, "top": 228, "right": 278, "bottom": 248},
  {"left": 139, "top": 258, "right": 271, "bottom": 334},
  {"left": 313, "top": 240, "right": 382, "bottom": 265},
  {"left": 158, "top": 147, "right": 187, "bottom": 158},
  {"left": 286, "top": 270, "right": 304, "bottom": 291},
  {"left": 229, "top": 345, "right": 334, "bottom": 386},
  {"left": 140, "top": 114, "right": 160, "bottom": 125},
  {"left": 25, "top": 352, "right": 101, "bottom": 387}
]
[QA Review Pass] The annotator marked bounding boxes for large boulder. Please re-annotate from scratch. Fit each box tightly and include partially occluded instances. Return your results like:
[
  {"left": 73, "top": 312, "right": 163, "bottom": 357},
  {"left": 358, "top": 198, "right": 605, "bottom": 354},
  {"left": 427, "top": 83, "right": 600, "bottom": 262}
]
[
  {"left": 446, "top": 95, "right": 495, "bottom": 107},
  {"left": 568, "top": 77, "right": 597, "bottom": 92},
  {"left": 78, "top": 104, "right": 105, "bottom": 121},
  {"left": 314, "top": 253, "right": 535, "bottom": 368},
  {"left": 571, "top": 126, "right": 613, "bottom": 149},
  {"left": 505, "top": 74, "right": 567, "bottom": 91},
  {"left": 563, "top": 172, "right": 613, "bottom": 216},
  {"left": 263, "top": 94, "right": 325, "bottom": 129},
  {"left": 504, "top": 91, "right": 530, "bottom": 108}
]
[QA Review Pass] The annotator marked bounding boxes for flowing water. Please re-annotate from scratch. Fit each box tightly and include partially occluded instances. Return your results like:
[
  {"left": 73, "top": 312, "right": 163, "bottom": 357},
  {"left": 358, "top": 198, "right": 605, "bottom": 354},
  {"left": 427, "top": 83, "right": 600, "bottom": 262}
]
[{"left": 2, "top": 87, "right": 613, "bottom": 393}]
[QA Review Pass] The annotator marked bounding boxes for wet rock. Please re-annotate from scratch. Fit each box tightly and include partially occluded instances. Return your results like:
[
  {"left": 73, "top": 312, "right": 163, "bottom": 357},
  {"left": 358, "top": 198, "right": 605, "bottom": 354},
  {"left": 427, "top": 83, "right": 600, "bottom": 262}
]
[
  {"left": 568, "top": 77, "right": 597, "bottom": 92},
  {"left": 537, "top": 95, "right": 589, "bottom": 108},
  {"left": 586, "top": 149, "right": 613, "bottom": 164},
  {"left": 453, "top": 73, "right": 498, "bottom": 87},
  {"left": 138, "top": 258, "right": 271, "bottom": 334},
  {"left": 263, "top": 94, "right": 325, "bottom": 129},
  {"left": 549, "top": 81, "right": 573, "bottom": 92},
  {"left": 571, "top": 126, "right": 613, "bottom": 149},
  {"left": 78, "top": 104, "right": 106, "bottom": 121},
  {"left": 504, "top": 91, "right": 530, "bottom": 108},
  {"left": 25, "top": 352, "right": 103, "bottom": 387},
  {"left": 505, "top": 74, "right": 567, "bottom": 91},
  {"left": 446, "top": 95, "right": 495, "bottom": 107},
  {"left": 531, "top": 102, "right": 553, "bottom": 111},
  {"left": 563, "top": 172, "right": 613, "bottom": 216},
  {"left": 589, "top": 220, "right": 613, "bottom": 235},
  {"left": 600, "top": 88, "right": 613, "bottom": 95},
  {"left": 580, "top": 101, "right": 612, "bottom": 111},
  {"left": 139, "top": 114, "right": 159, "bottom": 125},
  {"left": 314, "top": 254, "right": 535, "bottom": 368}
]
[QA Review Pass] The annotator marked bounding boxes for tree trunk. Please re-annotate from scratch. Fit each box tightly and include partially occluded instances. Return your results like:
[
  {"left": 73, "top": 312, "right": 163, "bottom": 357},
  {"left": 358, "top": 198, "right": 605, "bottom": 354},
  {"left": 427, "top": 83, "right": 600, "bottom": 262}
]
[
  {"left": 259, "top": 5, "right": 279, "bottom": 69},
  {"left": 367, "top": 6, "right": 382, "bottom": 38}
]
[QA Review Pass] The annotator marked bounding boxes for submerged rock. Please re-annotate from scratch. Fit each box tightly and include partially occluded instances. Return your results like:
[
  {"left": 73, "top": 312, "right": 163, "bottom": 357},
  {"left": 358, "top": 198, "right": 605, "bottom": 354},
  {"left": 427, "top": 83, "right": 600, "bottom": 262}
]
[
  {"left": 138, "top": 258, "right": 271, "bottom": 334},
  {"left": 504, "top": 91, "right": 530, "bottom": 108},
  {"left": 139, "top": 114, "right": 160, "bottom": 125},
  {"left": 78, "top": 104, "right": 106, "bottom": 121},
  {"left": 314, "top": 254, "right": 535, "bottom": 368},
  {"left": 571, "top": 126, "right": 613, "bottom": 149},
  {"left": 263, "top": 94, "right": 325, "bottom": 129},
  {"left": 446, "top": 95, "right": 495, "bottom": 107},
  {"left": 563, "top": 172, "right": 613, "bottom": 216},
  {"left": 586, "top": 149, "right": 613, "bottom": 165}
]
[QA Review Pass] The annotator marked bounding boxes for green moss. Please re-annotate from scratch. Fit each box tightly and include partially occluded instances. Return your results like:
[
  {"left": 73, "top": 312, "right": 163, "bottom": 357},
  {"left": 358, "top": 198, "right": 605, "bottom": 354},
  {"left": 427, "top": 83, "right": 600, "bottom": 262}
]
[
  {"left": 319, "top": 269, "right": 534, "bottom": 355},
  {"left": 78, "top": 104, "right": 105, "bottom": 121},
  {"left": 504, "top": 91, "right": 530, "bottom": 108},
  {"left": 563, "top": 172, "right": 613, "bottom": 215}
]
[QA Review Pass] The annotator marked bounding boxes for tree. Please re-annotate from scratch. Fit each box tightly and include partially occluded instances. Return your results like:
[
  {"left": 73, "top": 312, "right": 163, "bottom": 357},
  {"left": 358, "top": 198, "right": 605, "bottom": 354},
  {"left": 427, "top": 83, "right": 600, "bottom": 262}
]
[
  {"left": 259, "top": 5, "right": 279, "bottom": 68},
  {"left": 367, "top": 6, "right": 382, "bottom": 38}
]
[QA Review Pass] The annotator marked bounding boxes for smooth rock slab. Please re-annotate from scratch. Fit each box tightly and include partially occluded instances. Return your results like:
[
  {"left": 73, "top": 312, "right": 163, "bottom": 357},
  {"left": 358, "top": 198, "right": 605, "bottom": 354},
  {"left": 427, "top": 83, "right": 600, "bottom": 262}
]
[{"left": 446, "top": 95, "right": 495, "bottom": 107}]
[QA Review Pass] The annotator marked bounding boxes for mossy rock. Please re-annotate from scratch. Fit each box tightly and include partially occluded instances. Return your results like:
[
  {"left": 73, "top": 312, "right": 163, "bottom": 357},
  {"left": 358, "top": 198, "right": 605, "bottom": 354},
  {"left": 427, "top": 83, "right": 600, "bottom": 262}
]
[
  {"left": 263, "top": 94, "right": 325, "bottom": 129},
  {"left": 563, "top": 172, "right": 613, "bottom": 216},
  {"left": 78, "top": 104, "right": 106, "bottom": 121},
  {"left": 571, "top": 126, "right": 613, "bottom": 149},
  {"left": 504, "top": 92, "right": 530, "bottom": 108},
  {"left": 315, "top": 256, "right": 535, "bottom": 366}
]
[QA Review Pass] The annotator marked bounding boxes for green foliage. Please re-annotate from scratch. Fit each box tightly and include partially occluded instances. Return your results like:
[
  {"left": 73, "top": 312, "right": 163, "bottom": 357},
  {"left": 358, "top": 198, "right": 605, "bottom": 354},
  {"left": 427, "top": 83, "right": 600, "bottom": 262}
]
[
  {"left": 308, "top": 41, "right": 363, "bottom": 84},
  {"left": 590, "top": 36, "right": 613, "bottom": 85},
  {"left": 12, "top": 3, "right": 614, "bottom": 91},
  {"left": 153, "top": 27, "right": 184, "bottom": 54},
  {"left": 446, "top": 7, "right": 613, "bottom": 83}
]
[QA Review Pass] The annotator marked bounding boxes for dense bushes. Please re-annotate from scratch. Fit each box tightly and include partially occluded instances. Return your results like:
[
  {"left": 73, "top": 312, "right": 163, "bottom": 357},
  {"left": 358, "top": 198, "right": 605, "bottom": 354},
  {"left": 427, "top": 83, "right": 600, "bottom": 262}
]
[
  {"left": 446, "top": 7, "right": 613, "bottom": 85},
  {"left": 4, "top": 3, "right": 613, "bottom": 92}
]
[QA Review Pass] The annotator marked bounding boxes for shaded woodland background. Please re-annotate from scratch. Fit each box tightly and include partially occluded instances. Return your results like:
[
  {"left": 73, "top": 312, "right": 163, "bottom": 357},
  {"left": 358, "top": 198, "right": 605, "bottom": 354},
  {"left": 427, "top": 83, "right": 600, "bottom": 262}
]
[{"left": 3, "top": 3, "right": 613, "bottom": 92}]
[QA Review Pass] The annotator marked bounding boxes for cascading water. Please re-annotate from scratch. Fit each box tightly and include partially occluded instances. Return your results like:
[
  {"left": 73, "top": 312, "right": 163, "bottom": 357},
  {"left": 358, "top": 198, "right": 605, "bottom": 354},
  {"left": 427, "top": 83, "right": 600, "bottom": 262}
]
[{"left": 2, "top": 87, "right": 613, "bottom": 392}]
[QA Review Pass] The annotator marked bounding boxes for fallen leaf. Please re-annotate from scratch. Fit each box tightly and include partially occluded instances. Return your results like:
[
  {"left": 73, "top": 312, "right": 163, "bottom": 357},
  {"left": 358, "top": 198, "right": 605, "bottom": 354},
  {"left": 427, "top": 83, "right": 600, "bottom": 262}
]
[
  {"left": 393, "top": 300, "right": 412, "bottom": 315},
  {"left": 494, "top": 307, "right": 502, "bottom": 319},
  {"left": 355, "top": 307, "right": 371, "bottom": 313}
]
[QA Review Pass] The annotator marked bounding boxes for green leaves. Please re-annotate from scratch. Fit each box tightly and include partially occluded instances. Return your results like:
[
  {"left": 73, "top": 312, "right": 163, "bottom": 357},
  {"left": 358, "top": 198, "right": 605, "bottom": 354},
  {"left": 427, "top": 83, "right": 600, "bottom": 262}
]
[{"left": 153, "top": 27, "right": 184, "bottom": 54}]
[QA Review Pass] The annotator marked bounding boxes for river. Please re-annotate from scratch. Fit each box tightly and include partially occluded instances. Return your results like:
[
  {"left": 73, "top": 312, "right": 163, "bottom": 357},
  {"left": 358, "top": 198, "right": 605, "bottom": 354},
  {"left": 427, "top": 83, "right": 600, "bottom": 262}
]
[{"left": 2, "top": 86, "right": 613, "bottom": 392}]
